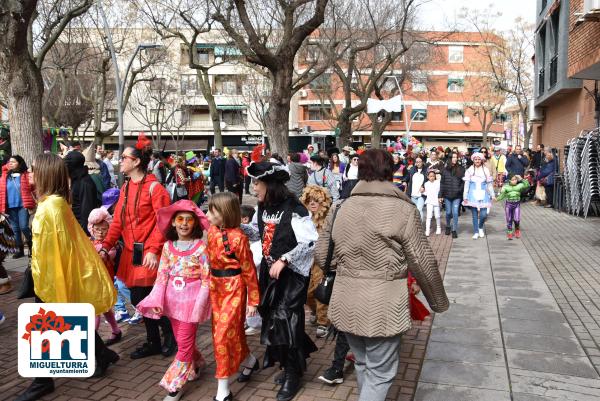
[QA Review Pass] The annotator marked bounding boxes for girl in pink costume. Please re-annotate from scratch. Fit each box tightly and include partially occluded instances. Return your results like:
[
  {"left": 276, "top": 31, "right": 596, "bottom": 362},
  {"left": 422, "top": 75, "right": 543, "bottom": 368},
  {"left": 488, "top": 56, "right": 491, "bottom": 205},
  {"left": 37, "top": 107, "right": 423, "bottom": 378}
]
[
  {"left": 137, "top": 200, "right": 211, "bottom": 401},
  {"left": 88, "top": 207, "right": 122, "bottom": 345}
]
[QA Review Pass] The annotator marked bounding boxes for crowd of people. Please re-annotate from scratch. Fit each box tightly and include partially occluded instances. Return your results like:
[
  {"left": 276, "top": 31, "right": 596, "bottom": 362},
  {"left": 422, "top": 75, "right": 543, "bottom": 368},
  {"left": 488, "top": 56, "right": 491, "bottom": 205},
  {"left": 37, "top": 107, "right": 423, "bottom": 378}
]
[{"left": 0, "top": 135, "right": 558, "bottom": 401}]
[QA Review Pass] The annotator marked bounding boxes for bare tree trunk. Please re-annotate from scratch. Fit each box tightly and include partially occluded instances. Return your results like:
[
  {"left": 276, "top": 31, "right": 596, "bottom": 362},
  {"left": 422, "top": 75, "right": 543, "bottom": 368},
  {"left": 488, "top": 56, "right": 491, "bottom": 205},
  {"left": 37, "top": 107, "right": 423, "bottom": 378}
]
[
  {"left": 369, "top": 111, "right": 393, "bottom": 149},
  {"left": 264, "top": 66, "right": 293, "bottom": 156},
  {"left": 6, "top": 51, "right": 44, "bottom": 164},
  {"left": 336, "top": 110, "right": 353, "bottom": 148},
  {"left": 197, "top": 69, "right": 222, "bottom": 149}
]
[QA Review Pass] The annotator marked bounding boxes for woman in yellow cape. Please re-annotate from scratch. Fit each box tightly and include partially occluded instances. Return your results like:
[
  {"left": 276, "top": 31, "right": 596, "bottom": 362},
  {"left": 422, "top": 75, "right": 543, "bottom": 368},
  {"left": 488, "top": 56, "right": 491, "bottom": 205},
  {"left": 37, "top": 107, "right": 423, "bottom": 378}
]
[{"left": 15, "top": 154, "right": 119, "bottom": 401}]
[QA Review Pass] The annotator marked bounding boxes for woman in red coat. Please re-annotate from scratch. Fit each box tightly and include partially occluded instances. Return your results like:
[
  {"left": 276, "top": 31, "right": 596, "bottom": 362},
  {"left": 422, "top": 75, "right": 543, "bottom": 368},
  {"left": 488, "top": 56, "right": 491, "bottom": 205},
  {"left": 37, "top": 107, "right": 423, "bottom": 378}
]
[
  {"left": 0, "top": 155, "right": 36, "bottom": 259},
  {"left": 99, "top": 136, "right": 174, "bottom": 360}
]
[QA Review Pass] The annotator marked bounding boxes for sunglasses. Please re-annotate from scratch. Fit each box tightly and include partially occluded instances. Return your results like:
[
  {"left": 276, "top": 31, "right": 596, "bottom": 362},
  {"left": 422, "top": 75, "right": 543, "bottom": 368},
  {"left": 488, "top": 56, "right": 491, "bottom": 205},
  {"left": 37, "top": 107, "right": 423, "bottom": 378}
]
[
  {"left": 120, "top": 155, "right": 137, "bottom": 162},
  {"left": 175, "top": 216, "right": 195, "bottom": 224}
]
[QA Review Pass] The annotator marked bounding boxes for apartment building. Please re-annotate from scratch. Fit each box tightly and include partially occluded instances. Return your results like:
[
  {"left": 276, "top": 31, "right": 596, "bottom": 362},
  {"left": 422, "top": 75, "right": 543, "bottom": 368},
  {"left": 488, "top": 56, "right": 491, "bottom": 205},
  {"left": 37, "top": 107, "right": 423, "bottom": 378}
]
[
  {"left": 296, "top": 32, "right": 506, "bottom": 152},
  {"left": 531, "top": 0, "right": 600, "bottom": 151}
]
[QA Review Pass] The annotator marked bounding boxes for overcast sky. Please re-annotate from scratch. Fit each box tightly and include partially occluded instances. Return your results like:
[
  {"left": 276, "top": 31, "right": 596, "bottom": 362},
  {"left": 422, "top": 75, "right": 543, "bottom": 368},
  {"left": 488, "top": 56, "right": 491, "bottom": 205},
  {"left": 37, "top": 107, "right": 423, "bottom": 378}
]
[{"left": 417, "top": 0, "right": 537, "bottom": 32}]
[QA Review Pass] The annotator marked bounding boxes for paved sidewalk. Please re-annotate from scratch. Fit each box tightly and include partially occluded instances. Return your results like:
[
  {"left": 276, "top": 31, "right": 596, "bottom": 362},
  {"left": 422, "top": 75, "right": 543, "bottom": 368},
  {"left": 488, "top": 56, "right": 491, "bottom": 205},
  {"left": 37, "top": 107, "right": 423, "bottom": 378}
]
[
  {"left": 0, "top": 221, "right": 451, "bottom": 401},
  {"left": 415, "top": 204, "right": 600, "bottom": 401}
]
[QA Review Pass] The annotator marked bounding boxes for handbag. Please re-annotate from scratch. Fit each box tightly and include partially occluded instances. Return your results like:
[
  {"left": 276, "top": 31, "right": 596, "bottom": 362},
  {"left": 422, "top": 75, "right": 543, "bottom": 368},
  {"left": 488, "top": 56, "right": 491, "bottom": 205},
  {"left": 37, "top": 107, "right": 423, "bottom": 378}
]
[
  {"left": 314, "top": 202, "right": 343, "bottom": 305},
  {"left": 17, "top": 265, "right": 35, "bottom": 299}
]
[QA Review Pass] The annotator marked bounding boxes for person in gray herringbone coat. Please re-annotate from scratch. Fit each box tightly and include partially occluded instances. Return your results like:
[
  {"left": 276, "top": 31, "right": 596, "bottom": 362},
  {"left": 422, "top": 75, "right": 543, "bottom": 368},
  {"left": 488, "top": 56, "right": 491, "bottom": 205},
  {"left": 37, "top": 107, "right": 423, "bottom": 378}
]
[{"left": 315, "top": 149, "right": 449, "bottom": 401}]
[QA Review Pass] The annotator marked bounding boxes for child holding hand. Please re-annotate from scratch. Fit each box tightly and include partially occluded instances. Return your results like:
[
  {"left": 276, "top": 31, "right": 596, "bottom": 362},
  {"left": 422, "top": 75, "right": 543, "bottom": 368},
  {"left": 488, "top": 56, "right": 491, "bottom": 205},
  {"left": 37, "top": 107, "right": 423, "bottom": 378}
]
[{"left": 207, "top": 192, "right": 260, "bottom": 401}]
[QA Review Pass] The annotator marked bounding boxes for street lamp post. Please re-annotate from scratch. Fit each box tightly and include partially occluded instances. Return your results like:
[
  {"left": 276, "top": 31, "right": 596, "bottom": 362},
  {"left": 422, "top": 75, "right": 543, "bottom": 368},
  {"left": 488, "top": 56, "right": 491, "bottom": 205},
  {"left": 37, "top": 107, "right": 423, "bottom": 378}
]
[{"left": 96, "top": 0, "right": 161, "bottom": 156}]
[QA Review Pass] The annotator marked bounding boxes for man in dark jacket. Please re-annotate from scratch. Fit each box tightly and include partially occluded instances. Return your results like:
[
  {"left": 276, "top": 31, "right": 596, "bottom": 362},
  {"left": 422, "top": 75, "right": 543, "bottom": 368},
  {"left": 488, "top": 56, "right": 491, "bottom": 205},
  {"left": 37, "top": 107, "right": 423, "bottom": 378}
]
[
  {"left": 505, "top": 145, "right": 529, "bottom": 178},
  {"left": 531, "top": 144, "right": 545, "bottom": 170},
  {"left": 439, "top": 154, "right": 465, "bottom": 238},
  {"left": 64, "top": 151, "right": 101, "bottom": 235},
  {"left": 286, "top": 152, "right": 308, "bottom": 198},
  {"left": 209, "top": 148, "right": 226, "bottom": 194},
  {"left": 225, "top": 149, "right": 242, "bottom": 203}
]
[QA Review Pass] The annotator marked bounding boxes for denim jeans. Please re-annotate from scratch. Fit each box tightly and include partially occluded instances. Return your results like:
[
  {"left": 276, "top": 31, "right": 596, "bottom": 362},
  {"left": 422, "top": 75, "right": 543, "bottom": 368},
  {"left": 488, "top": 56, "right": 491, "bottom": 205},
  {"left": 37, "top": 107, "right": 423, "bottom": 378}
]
[
  {"left": 7, "top": 207, "right": 32, "bottom": 248},
  {"left": 444, "top": 198, "right": 461, "bottom": 232},
  {"left": 470, "top": 207, "right": 488, "bottom": 234},
  {"left": 114, "top": 277, "right": 131, "bottom": 313},
  {"left": 410, "top": 196, "right": 425, "bottom": 221}
]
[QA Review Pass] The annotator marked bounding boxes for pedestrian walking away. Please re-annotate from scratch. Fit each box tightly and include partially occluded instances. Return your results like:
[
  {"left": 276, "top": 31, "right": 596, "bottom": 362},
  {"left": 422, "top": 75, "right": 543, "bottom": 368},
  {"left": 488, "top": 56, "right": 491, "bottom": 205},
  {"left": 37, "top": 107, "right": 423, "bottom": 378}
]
[{"left": 315, "top": 149, "right": 448, "bottom": 401}]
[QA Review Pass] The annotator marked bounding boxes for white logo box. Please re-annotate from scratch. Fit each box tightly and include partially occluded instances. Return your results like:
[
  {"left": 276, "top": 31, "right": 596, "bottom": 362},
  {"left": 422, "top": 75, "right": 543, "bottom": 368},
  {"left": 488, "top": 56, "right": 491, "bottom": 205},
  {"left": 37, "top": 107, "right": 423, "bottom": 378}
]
[{"left": 18, "top": 303, "right": 96, "bottom": 378}]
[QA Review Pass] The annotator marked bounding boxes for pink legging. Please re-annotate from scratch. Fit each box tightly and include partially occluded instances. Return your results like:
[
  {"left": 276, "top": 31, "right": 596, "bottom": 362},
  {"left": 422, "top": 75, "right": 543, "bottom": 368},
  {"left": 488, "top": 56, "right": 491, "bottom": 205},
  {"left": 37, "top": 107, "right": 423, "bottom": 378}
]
[
  {"left": 170, "top": 318, "right": 202, "bottom": 362},
  {"left": 95, "top": 310, "right": 120, "bottom": 335}
]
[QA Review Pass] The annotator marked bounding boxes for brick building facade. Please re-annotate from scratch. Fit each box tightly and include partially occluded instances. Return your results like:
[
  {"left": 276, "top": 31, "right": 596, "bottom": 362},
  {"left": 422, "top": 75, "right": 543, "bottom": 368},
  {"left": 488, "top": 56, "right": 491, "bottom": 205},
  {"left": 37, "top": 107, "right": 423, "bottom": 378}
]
[
  {"left": 532, "top": 0, "right": 600, "bottom": 154},
  {"left": 297, "top": 32, "right": 505, "bottom": 152}
]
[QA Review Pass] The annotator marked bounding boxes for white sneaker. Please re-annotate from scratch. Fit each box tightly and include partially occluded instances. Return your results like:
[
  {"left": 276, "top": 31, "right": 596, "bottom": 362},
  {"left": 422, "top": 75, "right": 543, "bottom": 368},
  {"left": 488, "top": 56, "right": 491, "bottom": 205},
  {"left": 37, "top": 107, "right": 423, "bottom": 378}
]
[
  {"left": 472, "top": 233, "right": 479, "bottom": 240},
  {"left": 435, "top": 228, "right": 441, "bottom": 235},
  {"left": 163, "top": 389, "right": 184, "bottom": 401},
  {"left": 479, "top": 229, "right": 485, "bottom": 238},
  {"left": 245, "top": 326, "right": 260, "bottom": 336}
]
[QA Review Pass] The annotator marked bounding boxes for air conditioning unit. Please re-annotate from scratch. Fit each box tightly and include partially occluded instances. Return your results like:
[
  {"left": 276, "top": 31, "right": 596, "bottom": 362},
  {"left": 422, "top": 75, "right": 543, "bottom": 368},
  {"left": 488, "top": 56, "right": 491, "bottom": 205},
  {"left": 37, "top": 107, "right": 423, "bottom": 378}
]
[
  {"left": 301, "top": 126, "right": 312, "bottom": 135},
  {"left": 299, "top": 89, "right": 308, "bottom": 98},
  {"left": 584, "top": 0, "right": 600, "bottom": 14}
]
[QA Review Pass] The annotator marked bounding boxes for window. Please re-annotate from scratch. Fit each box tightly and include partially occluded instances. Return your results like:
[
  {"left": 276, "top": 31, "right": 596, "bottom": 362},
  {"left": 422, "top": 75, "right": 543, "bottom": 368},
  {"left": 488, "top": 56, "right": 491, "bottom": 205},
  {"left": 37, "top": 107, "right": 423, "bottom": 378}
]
[
  {"left": 448, "top": 108, "right": 463, "bottom": 123},
  {"left": 150, "top": 109, "right": 164, "bottom": 123},
  {"left": 221, "top": 109, "right": 246, "bottom": 126},
  {"left": 447, "top": 78, "right": 464, "bottom": 93},
  {"left": 412, "top": 73, "right": 427, "bottom": 92},
  {"left": 180, "top": 75, "right": 198, "bottom": 94},
  {"left": 448, "top": 46, "right": 464, "bottom": 63},
  {"left": 150, "top": 78, "right": 167, "bottom": 91},
  {"left": 309, "top": 73, "right": 331, "bottom": 92},
  {"left": 197, "top": 49, "right": 210, "bottom": 64},
  {"left": 493, "top": 113, "right": 508, "bottom": 124},
  {"left": 307, "top": 105, "right": 332, "bottom": 121},
  {"left": 106, "top": 109, "right": 117, "bottom": 122},
  {"left": 304, "top": 45, "right": 319, "bottom": 62},
  {"left": 391, "top": 111, "right": 403, "bottom": 121},
  {"left": 411, "top": 108, "right": 427, "bottom": 121},
  {"left": 214, "top": 75, "right": 243, "bottom": 95}
]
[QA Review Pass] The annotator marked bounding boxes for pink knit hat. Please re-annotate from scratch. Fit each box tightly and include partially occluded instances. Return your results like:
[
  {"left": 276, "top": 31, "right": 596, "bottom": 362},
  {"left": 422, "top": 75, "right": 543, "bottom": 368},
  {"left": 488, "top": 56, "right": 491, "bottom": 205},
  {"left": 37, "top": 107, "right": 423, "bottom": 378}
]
[
  {"left": 88, "top": 207, "right": 113, "bottom": 235},
  {"left": 156, "top": 200, "right": 210, "bottom": 236}
]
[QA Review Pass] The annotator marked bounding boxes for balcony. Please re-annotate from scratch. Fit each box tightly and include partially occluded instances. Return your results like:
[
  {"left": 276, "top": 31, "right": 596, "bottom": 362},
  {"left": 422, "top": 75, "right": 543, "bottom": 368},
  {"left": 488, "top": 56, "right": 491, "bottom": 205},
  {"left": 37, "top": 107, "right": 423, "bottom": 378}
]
[
  {"left": 538, "top": 68, "right": 545, "bottom": 96},
  {"left": 549, "top": 55, "right": 558, "bottom": 88}
]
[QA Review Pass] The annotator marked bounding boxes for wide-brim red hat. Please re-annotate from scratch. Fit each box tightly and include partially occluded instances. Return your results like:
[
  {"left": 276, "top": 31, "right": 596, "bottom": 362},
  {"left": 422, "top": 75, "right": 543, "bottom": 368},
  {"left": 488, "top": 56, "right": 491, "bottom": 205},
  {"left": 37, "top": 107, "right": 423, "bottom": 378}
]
[{"left": 157, "top": 200, "right": 210, "bottom": 236}]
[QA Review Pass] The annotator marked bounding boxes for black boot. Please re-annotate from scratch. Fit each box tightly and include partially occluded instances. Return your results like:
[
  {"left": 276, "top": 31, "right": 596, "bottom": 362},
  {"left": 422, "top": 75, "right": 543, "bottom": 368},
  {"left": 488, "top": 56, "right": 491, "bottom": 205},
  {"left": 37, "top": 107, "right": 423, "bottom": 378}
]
[
  {"left": 160, "top": 317, "right": 177, "bottom": 357},
  {"left": 93, "top": 348, "right": 119, "bottom": 378},
  {"left": 130, "top": 342, "right": 162, "bottom": 360},
  {"left": 13, "top": 245, "right": 24, "bottom": 259},
  {"left": 14, "top": 378, "right": 54, "bottom": 401},
  {"left": 27, "top": 240, "right": 33, "bottom": 258},
  {"left": 276, "top": 370, "right": 301, "bottom": 401}
]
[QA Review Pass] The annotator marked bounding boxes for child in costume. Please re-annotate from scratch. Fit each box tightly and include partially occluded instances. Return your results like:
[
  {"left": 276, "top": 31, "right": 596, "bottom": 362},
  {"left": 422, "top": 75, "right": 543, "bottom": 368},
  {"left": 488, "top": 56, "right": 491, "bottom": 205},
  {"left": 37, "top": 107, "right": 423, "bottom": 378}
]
[
  {"left": 497, "top": 175, "right": 530, "bottom": 240},
  {"left": 136, "top": 200, "right": 211, "bottom": 401},
  {"left": 301, "top": 185, "right": 333, "bottom": 338},
  {"left": 206, "top": 192, "right": 260, "bottom": 401},
  {"left": 424, "top": 171, "right": 442, "bottom": 236},
  {"left": 88, "top": 207, "right": 123, "bottom": 345}
]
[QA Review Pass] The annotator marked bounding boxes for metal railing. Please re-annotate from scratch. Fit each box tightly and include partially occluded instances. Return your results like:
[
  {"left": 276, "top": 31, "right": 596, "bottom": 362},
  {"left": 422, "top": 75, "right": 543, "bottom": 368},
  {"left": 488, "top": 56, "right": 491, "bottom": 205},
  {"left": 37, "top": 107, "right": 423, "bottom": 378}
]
[{"left": 538, "top": 68, "right": 545, "bottom": 96}]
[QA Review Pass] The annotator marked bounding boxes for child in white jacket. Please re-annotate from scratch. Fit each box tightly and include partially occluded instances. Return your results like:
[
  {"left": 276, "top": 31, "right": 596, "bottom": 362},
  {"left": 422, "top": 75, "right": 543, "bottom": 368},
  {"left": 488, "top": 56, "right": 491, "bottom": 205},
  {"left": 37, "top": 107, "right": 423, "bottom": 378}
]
[{"left": 424, "top": 171, "right": 442, "bottom": 236}]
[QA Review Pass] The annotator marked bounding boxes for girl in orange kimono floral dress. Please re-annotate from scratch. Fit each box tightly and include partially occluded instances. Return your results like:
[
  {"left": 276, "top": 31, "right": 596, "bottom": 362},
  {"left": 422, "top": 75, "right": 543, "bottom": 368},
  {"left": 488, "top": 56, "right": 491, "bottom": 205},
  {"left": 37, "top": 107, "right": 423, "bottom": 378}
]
[{"left": 207, "top": 192, "right": 260, "bottom": 401}]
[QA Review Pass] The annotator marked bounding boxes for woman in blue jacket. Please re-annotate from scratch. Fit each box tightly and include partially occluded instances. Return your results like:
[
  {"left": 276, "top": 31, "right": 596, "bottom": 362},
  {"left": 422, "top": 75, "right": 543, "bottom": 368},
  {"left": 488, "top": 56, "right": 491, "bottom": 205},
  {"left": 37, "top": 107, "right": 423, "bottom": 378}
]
[{"left": 538, "top": 151, "right": 556, "bottom": 208}]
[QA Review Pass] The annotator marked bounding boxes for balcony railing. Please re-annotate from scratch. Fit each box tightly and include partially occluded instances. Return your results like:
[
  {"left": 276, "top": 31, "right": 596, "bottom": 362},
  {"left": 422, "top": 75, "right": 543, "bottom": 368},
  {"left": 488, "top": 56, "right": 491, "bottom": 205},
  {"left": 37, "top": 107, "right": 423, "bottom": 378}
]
[
  {"left": 538, "top": 68, "right": 545, "bottom": 96},
  {"left": 549, "top": 55, "right": 558, "bottom": 88}
]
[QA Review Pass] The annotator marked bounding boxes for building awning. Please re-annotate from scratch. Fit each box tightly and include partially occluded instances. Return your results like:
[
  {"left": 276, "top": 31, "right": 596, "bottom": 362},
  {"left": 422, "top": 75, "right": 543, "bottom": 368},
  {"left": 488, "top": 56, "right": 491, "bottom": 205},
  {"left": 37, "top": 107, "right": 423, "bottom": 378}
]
[
  {"left": 214, "top": 46, "right": 242, "bottom": 56},
  {"left": 196, "top": 44, "right": 216, "bottom": 49},
  {"left": 216, "top": 105, "right": 246, "bottom": 110}
]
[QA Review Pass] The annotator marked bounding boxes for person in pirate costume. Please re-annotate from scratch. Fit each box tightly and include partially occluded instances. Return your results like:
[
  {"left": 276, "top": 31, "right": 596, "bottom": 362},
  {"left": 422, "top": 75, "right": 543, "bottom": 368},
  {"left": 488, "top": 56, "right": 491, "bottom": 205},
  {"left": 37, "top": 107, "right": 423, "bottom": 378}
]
[{"left": 247, "top": 161, "right": 319, "bottom": 401}]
